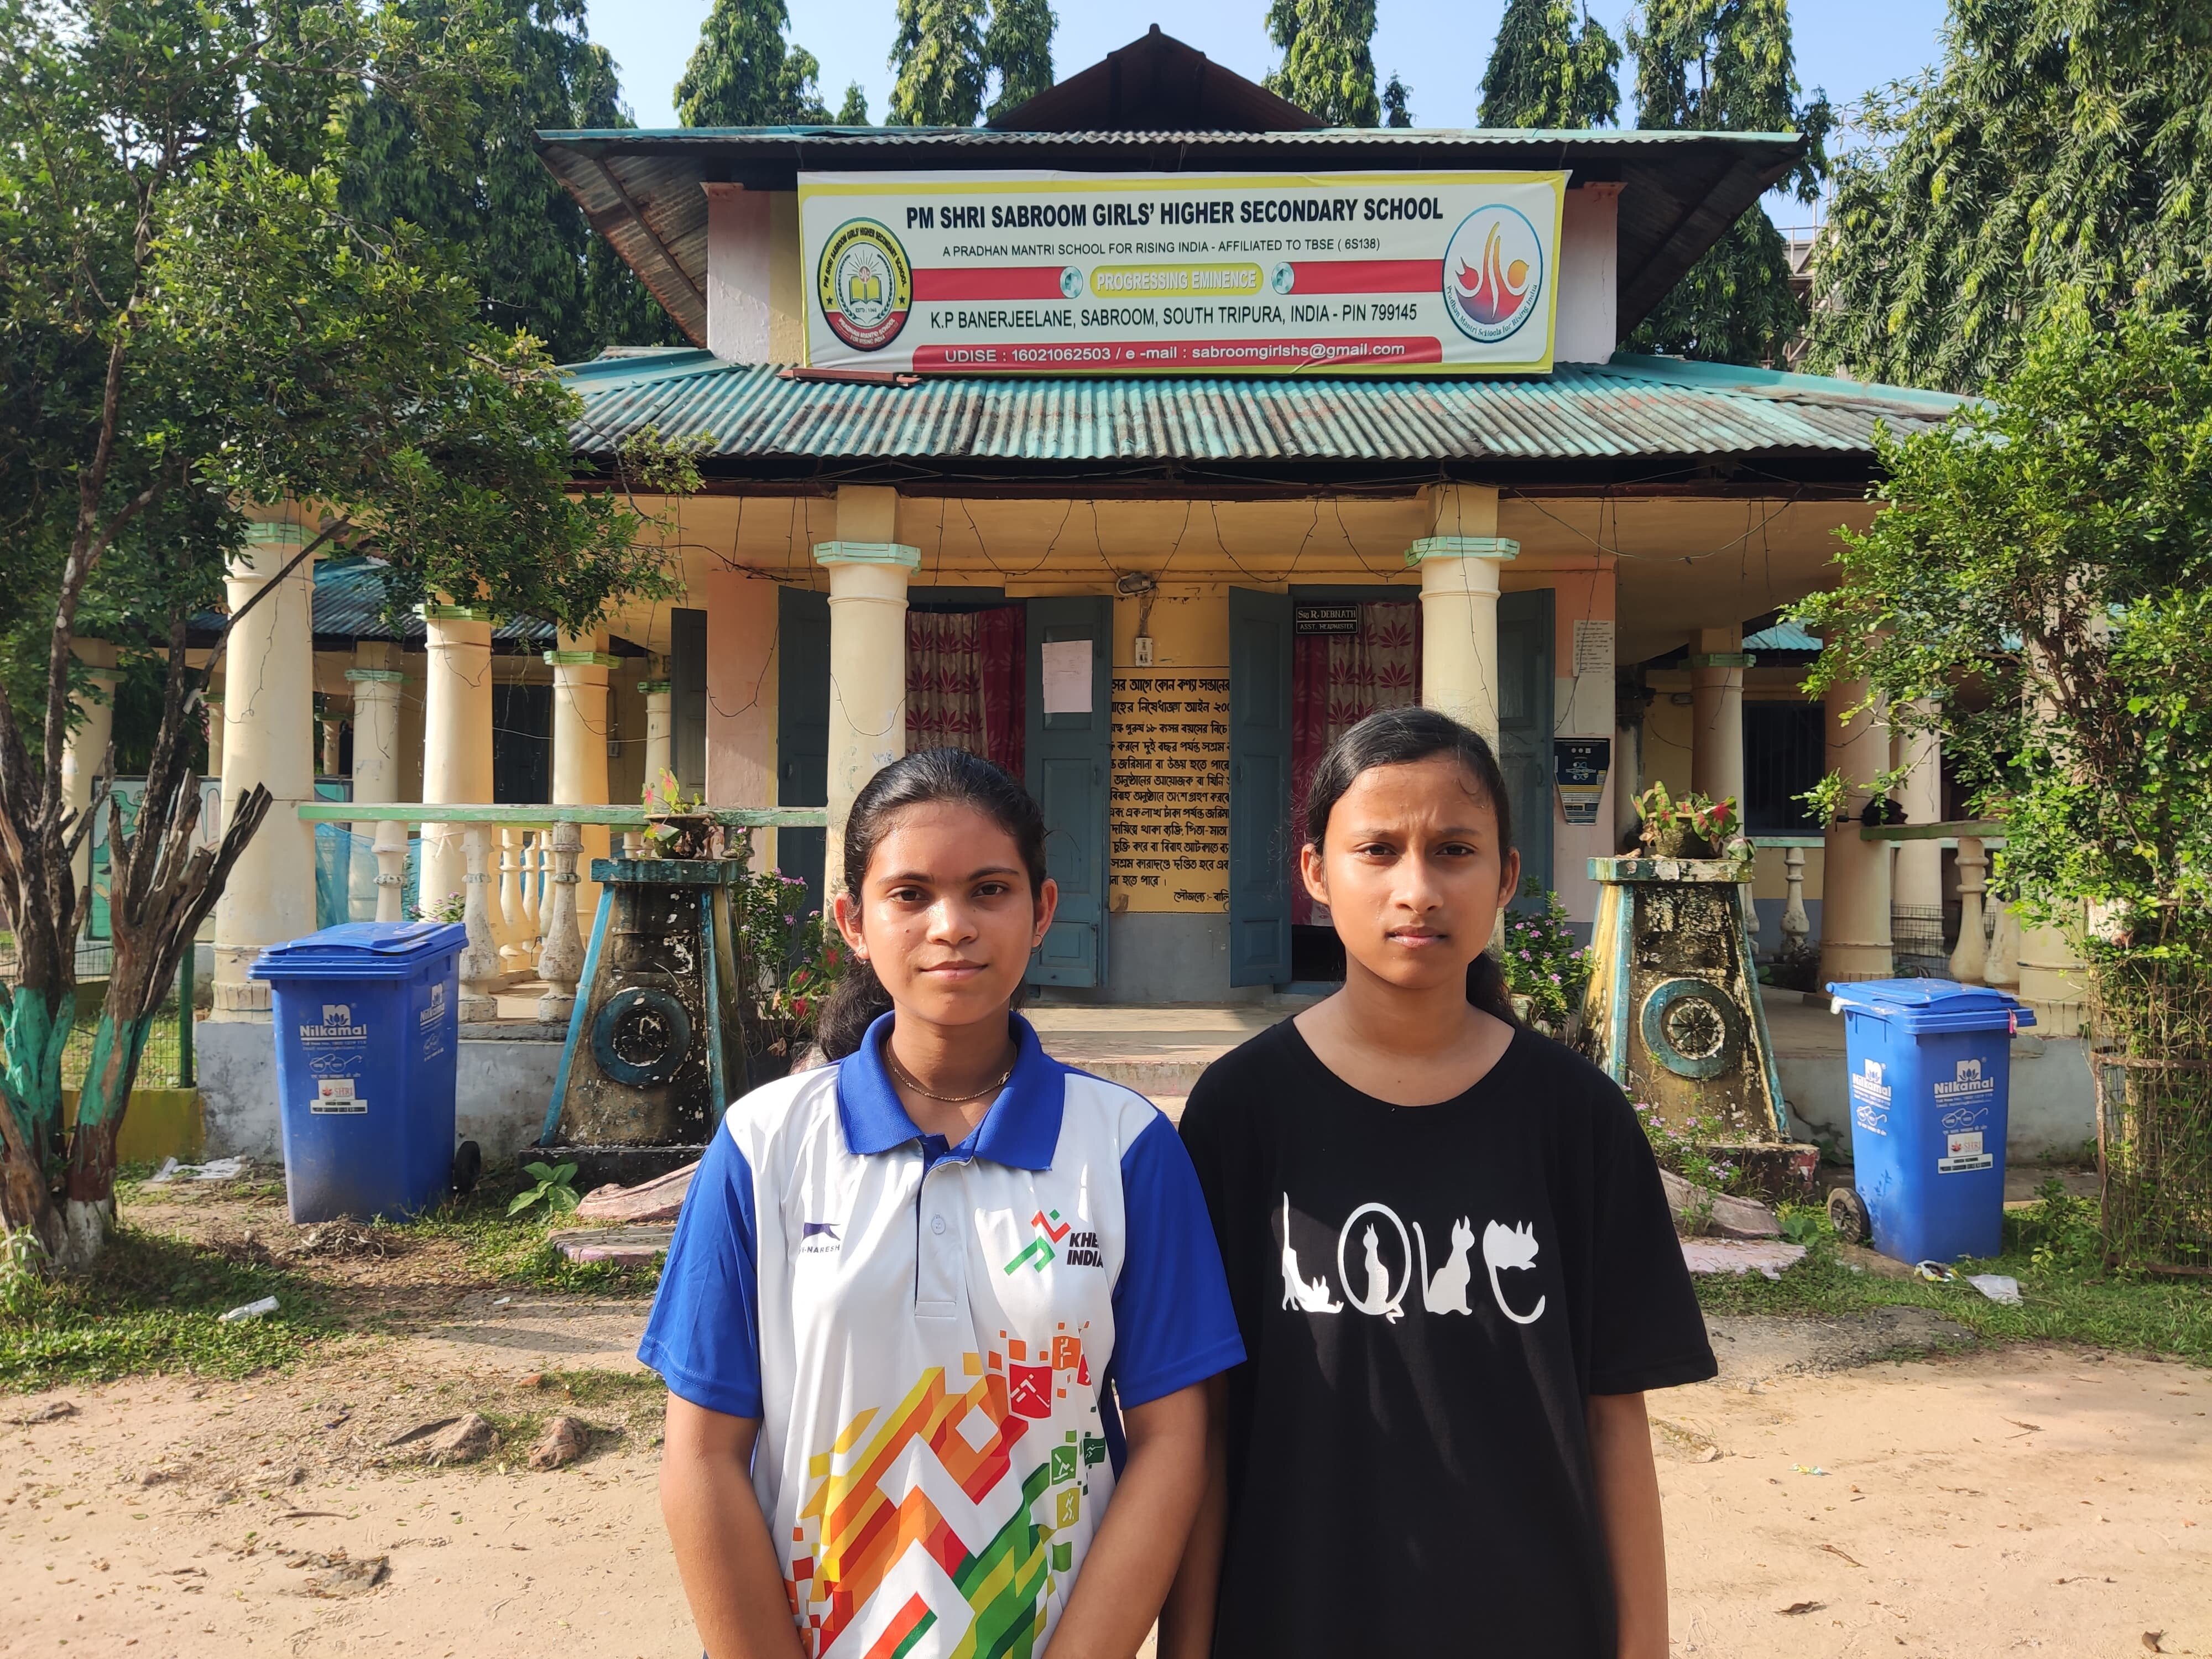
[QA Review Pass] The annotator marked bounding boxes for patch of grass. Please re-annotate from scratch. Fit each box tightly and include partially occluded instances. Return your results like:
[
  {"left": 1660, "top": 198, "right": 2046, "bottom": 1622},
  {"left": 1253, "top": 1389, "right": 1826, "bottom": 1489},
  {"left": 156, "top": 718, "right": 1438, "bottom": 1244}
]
[
  {"left": 0, "top": 1224, "right": 335, "bottom": 1392},
  {"left": 1696, "top": 1185, "right": 2212, "bottom": 1364},
  {"left": 530, "top": 1367, "right": 667, "bottom": 1408},
  {"left": 404, "top": 1162, "right": 663, "bottom": 1297}
]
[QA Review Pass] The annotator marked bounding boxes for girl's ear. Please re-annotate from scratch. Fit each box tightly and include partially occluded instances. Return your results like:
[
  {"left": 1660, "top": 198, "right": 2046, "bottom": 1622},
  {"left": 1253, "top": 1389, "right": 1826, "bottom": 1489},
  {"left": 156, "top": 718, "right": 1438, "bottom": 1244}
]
[
  {"left": 1497, "top": 844, "right": 1523, "bottom": 907},
  {"left": 832, "top": 888, "right": 868, "bottom": 959},
  {"left": 1031, "top": 875, "right": 1061, "bottom": 948},
  {"left": 1298, "top": 840, "right": 1329, "bottom": 906}
]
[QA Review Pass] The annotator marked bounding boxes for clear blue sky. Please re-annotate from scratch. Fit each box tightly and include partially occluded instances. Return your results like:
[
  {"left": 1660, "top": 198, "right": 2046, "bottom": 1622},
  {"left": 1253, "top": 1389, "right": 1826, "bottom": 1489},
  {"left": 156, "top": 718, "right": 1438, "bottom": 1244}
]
[{"left": 583, "top": 0, "right": 1948, "bottom": 222}]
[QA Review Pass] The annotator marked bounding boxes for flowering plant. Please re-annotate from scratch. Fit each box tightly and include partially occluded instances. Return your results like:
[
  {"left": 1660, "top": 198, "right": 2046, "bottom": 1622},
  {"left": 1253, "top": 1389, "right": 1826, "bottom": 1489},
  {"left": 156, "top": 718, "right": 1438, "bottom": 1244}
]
[
  {"left": 1500, "top": 883, "right": 1590, "bottom": 1032},
  {"left": 729, "top": 860, "right": 846, "bottom": 1063},
  {"left": 640, "top": 768, "right": 712, "bottom": 859},
  {"left": 1634, "top": 781, "right": 1743, "bottom": 859}
]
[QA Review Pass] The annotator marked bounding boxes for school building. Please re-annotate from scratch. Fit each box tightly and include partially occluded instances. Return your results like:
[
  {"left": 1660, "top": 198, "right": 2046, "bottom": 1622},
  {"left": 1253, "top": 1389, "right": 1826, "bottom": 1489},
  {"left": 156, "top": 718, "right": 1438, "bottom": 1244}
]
[{"left": 158, "top": 30, "right": 2101, "bottom": 1074}]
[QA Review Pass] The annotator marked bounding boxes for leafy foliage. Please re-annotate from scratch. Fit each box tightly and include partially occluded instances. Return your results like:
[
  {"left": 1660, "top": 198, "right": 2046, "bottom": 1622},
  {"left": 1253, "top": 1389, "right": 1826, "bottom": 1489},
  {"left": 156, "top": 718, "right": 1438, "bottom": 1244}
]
[
  {"left": 1380, "top": 72, "right": 1411, "bottom": 127},
  {"left": 508, "top": 1160, "right": 581, "bottom": 1216},
  {"left": 343, "top": 0, "right": 681, "bottom": 364},
  {"left": 1479, "top": 0, "right": 1621, "bottom": 128},
  {"left": 677, "top": 0, "right": 834, "bottom": 126},
  {"left": 889, "top": 0, "right": 989, "bottom": 126},
  {"left": 982, "top": 0, "right": 1053, "bottom": 121},
  {"left": 1806, "top": 0, "right": 2212, "bottom": 395},
  {"left": 1796, "top": 302, "right": 2212, "bottom": 940},
  {"left": 1624, "top": 0, "right": 1831, "bottom": 366},
  {"left": 1264, "top": 0, "right": 1380, "bottom": 127},
  {"left": 0, "top": 0, "right": 676, "bottom": 1266},
  {"left": 1500, "top": 885, "right": 1591, "bottom": 1030},
  {"left": 835, "top": 81, "right": 870, "bottom": 124}
]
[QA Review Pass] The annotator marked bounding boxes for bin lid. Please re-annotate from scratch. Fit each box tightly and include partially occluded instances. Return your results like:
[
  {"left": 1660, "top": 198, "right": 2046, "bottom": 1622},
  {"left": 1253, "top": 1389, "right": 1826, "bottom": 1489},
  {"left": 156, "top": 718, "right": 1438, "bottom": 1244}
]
[
  {"left": 248, "top": 920, "right": 469, "bottom": 979},
  {"left": 1824, "top": 977, "right": 2037, "bottom": 1034}
]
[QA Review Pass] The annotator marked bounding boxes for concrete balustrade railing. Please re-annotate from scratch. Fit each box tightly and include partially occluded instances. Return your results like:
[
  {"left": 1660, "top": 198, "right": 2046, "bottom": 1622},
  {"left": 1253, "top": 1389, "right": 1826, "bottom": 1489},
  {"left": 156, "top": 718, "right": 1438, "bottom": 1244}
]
[{"left": 300, "top": 802, "right": 829, "bottom": 1022}]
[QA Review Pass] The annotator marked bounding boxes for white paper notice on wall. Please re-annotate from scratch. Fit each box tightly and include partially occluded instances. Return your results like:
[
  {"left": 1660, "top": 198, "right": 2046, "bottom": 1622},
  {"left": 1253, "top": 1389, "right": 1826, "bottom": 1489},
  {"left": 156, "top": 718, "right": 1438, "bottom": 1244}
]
[
  {"left": 1573, "top": 619, "right": 1615, "bottom": 678},
  {"left": 1041, "top": 639, "right": 1094, "bottom": 714}
]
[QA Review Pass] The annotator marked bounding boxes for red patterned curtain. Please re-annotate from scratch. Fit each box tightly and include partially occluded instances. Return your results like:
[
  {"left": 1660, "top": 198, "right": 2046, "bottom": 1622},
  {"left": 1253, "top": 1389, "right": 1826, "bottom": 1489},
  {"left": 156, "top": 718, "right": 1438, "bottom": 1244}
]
[
  {"left": 1290, "top": 601, "right": 1421, "bottom": 924},
  {"left": 906, "top": 607, "right": 1026, "bottom": 778}
]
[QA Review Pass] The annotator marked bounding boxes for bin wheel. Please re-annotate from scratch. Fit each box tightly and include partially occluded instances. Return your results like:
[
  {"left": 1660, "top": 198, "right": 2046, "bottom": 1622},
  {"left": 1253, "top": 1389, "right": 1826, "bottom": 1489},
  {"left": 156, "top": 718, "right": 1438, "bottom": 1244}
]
[
  {"left": 1828, "top": 1187, "right": 1869, "bottom": 1246},
  {"left": 452, "top": 1140, "right": 483, "bottom": 1197}
]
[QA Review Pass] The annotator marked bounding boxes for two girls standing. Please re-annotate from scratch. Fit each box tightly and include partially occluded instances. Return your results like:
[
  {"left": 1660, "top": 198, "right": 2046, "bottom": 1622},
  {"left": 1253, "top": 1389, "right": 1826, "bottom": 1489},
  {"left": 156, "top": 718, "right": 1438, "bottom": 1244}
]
[{"left": 645, "top": 710, "right": 1711, "bottom": 1659}]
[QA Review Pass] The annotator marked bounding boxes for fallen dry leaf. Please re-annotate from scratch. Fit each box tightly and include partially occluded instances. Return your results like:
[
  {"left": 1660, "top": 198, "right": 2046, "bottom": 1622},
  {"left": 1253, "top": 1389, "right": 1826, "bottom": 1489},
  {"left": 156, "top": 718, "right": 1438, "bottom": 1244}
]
[
  {"left": 2141, "top": 1634, "right": 2163, "bottom": 1655},
  {"left": 1820, "top": 1543, "right": 1865, "bottom": 1568},
  {"left": 1778, "top": 1601, "right": 1825, "bottom": 1616}
]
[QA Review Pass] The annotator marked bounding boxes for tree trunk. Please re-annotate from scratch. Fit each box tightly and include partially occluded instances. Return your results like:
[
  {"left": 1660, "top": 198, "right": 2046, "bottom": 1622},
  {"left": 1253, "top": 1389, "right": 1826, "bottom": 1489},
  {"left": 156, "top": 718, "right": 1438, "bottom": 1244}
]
[
  {"left": 55, "top": 1005, "right": 152, "bottom": 1270},
  {"left": 0, "top": 984, "right": 72, "bottom": 1256}
]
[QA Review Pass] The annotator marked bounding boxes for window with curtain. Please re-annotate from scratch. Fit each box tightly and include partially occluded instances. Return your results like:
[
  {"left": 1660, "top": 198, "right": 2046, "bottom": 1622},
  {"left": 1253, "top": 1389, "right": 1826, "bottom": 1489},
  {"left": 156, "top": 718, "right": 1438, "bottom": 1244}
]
[
  {"left": 1290, "top": 600, "right": 1421, "bottom": 925},
  {"left": 905, "top": 607, "right": 1026, "bottom": 778}
]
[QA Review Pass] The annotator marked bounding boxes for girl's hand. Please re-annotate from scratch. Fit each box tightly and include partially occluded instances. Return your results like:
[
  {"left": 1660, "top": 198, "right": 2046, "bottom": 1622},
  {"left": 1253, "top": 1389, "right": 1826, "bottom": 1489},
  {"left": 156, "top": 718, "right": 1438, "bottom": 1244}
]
[
  {"left": 1044, "top": 1380, "right": 1212, "bottom": 1659},
  {"left": 660, "top": 1396, "right": 806, "bottom": 1659}
]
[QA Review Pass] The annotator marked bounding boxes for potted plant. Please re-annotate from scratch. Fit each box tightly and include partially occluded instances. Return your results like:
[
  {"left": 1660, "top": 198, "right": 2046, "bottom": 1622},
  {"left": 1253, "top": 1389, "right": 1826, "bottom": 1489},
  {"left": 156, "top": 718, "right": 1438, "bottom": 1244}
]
[
  {"left": 1634, "top": 781, "right": 1743, "bottom": 860},
  {"left": 640, "top": 768, "right": 714, "bottom": 859}
]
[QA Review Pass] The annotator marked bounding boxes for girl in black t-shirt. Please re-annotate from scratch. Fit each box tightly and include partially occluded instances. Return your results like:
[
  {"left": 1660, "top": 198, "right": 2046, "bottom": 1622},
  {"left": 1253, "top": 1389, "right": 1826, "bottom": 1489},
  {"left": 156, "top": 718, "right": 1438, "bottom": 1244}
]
[{"left": 1164, "top": 707, "right": 1715, "bottom": 1659}]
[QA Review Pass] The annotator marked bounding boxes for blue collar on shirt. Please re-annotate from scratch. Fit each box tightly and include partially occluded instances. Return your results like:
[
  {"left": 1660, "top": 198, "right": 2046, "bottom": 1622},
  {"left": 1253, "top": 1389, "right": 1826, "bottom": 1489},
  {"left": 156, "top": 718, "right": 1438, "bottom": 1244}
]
[{"left": 836, "top": 1009, "right": 1066, "bottom": 1170}]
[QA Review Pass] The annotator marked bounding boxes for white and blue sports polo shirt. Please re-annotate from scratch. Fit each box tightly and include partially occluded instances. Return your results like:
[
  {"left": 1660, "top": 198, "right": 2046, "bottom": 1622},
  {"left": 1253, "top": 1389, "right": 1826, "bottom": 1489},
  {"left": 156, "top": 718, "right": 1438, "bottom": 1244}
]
[{"left": 639, "top": 1010, "right": 1243, "bottom": 1659}]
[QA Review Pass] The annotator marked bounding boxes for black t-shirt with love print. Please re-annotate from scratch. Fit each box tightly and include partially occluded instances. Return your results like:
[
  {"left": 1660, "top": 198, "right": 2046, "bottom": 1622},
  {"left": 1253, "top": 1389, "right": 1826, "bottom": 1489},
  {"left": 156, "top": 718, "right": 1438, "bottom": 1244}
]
[{"left": 1178, "top": 1019, "right": 1716, "bottom": 1658}]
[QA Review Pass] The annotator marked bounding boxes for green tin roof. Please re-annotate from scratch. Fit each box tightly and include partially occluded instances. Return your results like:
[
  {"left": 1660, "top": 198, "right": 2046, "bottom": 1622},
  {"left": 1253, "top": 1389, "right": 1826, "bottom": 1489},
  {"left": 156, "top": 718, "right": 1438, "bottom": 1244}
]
[{"left": 562, "top": 351, "right": 1963, "bottom": 478}]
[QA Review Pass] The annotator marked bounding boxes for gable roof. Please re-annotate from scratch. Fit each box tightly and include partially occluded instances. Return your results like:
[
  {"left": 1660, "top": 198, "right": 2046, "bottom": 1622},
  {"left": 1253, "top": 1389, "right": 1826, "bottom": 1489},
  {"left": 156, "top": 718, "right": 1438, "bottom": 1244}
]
[
  {"left": 536, "top": 126, "right": 1808, "bottom": 352},
  {"left": 987, "top": 25, "right": 1323, "bottom": 132}
]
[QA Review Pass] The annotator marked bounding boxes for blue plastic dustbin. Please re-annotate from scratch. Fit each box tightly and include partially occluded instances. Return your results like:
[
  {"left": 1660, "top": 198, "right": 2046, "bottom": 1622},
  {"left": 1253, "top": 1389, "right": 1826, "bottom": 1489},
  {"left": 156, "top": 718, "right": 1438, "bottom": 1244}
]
[
  {"left": 1826, "top": 978, "right": 2036, "bottom": 1264},
  {"left": 251, "top": 921, "right": 468, "bottom": 1223}
]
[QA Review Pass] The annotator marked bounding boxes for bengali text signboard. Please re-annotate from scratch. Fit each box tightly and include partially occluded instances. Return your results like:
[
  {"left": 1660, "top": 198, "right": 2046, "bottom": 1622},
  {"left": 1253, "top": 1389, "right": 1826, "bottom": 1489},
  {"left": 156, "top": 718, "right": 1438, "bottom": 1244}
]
[{"left": 797, "top": 171, "right": 1566, "bottom": 377}]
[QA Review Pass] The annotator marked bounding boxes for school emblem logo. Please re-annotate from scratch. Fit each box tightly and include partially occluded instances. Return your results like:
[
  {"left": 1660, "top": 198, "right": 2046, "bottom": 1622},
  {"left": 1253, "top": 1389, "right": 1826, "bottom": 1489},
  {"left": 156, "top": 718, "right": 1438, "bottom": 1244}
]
[
  {"left": 1442, "top": 204, "right": 1545, "bottom": 343},
  {"left": 817, "top": 218, "right": 912, "bottom": 352}
]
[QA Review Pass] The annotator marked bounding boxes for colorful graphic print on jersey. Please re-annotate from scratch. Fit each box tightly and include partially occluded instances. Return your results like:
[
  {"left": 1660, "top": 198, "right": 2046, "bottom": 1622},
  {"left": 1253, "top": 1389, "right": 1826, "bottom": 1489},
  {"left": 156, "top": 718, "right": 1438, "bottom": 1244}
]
[{"left": 784, "top": 1326, "right": 1105, "bottom": 1659}]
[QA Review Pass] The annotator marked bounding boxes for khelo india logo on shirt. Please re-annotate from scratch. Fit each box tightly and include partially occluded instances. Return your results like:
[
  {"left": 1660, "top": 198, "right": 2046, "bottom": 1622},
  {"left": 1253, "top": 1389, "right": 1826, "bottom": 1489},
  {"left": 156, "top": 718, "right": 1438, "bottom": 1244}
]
[
  {"left": 1278, "top": 1193, "right": 1546, "bottom": 1326},
  {"left": 1003, "top": 1208, "right": 1104, "bottom": 1273},
  {"left": 816, "top": 218, "right": 912, "bottom": 352}
]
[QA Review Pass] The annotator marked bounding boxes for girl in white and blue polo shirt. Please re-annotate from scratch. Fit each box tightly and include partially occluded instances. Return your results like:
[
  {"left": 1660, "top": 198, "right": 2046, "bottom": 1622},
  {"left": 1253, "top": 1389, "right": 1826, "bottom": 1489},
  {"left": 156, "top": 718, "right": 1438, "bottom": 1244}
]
[{"left": 643, "top": 749, "right": 1243, "bottom": 1659}]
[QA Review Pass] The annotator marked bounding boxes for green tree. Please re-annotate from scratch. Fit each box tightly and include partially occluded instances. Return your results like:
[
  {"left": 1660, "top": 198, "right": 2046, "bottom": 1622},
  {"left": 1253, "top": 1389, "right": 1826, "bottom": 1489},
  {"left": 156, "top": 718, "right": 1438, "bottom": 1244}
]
[
  {"left": 983, "top": 0, "right": 1053, "bottom": 121},
  {"left": 1796, "top": 301, "right": 2212, "bottom": 1264},
  {"left": 889, "top": 0, "right": 988, "bottom": 126},
  {"left": 1806, "top": 0, "right": 2212, "bottom": 394},
  {"left": 1265, "top": 0, "right": 1380, "bottom": 126},
  {"left": 1480, "top": 0, "right": 1621, "bottom": 127},
  {"left": 1625, "top": 0, "right": 1830, "bottom": 365},
  {"left": 343, "top": 0, "right": 681, "bottom": 365},
  {"left": 0, "top": 0, "right": 676, "bottom": 1269},
  {"left": 677, "top": 0, "right": 834, "bottom": 126},
  {"left": 1381, "top": 71, "right": 1411, "bottom": 127},
  {"left": 836, "top": 81, "right": 870, "bottom": 123}
]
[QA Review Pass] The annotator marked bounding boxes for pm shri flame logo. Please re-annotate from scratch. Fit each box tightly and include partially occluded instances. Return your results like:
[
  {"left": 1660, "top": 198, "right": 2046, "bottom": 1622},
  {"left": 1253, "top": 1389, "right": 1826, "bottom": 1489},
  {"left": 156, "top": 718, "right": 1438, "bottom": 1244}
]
[{"left": 1442, "top": 205, "right": 1544, "bottom": 344}]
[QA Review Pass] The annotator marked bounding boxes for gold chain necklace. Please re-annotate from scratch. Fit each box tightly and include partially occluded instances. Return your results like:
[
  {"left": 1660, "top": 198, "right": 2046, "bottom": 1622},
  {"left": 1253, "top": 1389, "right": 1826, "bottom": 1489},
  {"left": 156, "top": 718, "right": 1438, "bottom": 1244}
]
[{"left": 884, "top": 1042, "right": 1016, "bottom": 1104}]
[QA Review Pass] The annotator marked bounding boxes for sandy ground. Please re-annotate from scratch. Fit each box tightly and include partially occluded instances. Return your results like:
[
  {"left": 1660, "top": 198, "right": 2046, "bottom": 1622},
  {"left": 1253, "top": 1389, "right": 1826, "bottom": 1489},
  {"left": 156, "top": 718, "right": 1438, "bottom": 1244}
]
[{"left": 9, "top": 1292, "right": 2210, "bottom": 1659}]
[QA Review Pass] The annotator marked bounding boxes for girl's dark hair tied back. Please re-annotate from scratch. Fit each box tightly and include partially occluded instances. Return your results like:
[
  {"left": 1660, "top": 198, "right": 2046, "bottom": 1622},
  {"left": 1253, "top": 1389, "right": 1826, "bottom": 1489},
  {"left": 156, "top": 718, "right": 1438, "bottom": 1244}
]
[
  {"left": 813, "top": 748, "right": 1051, "bottom": 1061},
  {"left": 1300, "top": 706, "right": 1521, "bottom": 1026}
]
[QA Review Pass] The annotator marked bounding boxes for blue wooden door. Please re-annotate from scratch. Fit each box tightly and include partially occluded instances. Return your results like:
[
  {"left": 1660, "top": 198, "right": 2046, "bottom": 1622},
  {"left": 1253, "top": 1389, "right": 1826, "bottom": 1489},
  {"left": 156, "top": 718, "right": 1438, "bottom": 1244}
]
[
  {"left": 1497, "top": 588, "right": 1554, "bottom": 905},
  {"left": 1025, "top": 597, "right": 1111, "bottom": 987},
  {"left": 1229, "top": 588, "right": 1293, "bottom": 986},
  {"left": 776, "top": 587, "right": 831, "bottom": 915}
]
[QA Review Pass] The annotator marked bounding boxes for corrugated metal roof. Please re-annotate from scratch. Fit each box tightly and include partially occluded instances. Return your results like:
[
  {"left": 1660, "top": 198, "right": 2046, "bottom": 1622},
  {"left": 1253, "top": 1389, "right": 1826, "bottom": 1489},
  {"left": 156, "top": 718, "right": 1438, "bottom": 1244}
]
[
  {"left": 1744, "top": 619, "right": 1823, "bottom": 652},
  {"left": 542, "top": 124, "right": 1806, "bottom": 147},
  {"left": 195, "top": 558, "right": 556, "bottom": 644},
  {"left": 562, "top": 352, "right": 1963, "bottom": 468}
]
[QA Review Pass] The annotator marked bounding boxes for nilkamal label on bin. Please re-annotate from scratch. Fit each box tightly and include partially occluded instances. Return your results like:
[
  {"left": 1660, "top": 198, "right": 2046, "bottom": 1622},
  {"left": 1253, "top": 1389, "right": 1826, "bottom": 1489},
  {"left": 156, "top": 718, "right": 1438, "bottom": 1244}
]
[{"left": 1850, "top": 1058, "right": 1891, "bottom": 1137}]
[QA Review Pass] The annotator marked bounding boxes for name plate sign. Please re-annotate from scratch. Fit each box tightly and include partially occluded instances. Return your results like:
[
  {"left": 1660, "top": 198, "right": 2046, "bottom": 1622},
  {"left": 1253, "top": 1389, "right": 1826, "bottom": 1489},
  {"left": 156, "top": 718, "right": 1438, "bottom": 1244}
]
[{"left": 797, "top": 170, "right": 1566, "bottom": 376}]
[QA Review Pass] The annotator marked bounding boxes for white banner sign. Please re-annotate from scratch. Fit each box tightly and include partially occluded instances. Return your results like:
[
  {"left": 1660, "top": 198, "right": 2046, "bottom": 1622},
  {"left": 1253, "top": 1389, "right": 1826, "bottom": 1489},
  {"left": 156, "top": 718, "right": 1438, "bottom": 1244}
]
[{"left": 797, "top": 170, "right": 1566, "bottom": 377}]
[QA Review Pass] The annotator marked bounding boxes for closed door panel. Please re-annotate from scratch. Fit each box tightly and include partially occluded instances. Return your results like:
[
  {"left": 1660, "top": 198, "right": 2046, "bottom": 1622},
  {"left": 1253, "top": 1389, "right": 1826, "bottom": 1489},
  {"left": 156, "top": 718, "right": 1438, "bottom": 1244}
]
[
  {"left": 1229, "top": 588, "right": 1293, "bottom": 986},
  {"left": 1025, "top": 597, "right": 1111, "bottom": 987}
]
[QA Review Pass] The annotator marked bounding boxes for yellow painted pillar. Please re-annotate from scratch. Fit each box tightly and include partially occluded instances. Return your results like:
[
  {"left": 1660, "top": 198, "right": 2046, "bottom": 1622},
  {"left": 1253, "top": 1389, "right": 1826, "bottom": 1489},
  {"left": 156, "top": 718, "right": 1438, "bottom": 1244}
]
[
  {"left": 1891, "top": 701, "right": 1945, "bottom": 964},
  {"left": 547, "top": 630, "right": 614, "bottom": 927},
  {"left": 62, "top": 639, "right": 119, "bottom": 900},
  {"left": 640, "top": 672, "right": 674, "bottom": 791},
  {"left": 1688, "top": 625, "right": 1748, "bottom": 809},
  {"left": 816, "top": 487, "right": 916, "bottom": 900},
  {"left": 418, "top": 604, "right": 495, "bottom": 912},
  {"left": 1819, "top": 676, "right": 1893, "bottom": 984},
  {"left": 1410, "top": 485, "right": 1515, "bottom": 748},
  {"left": 212, "top": 517, "right": 320, "bottom": 1017}
]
